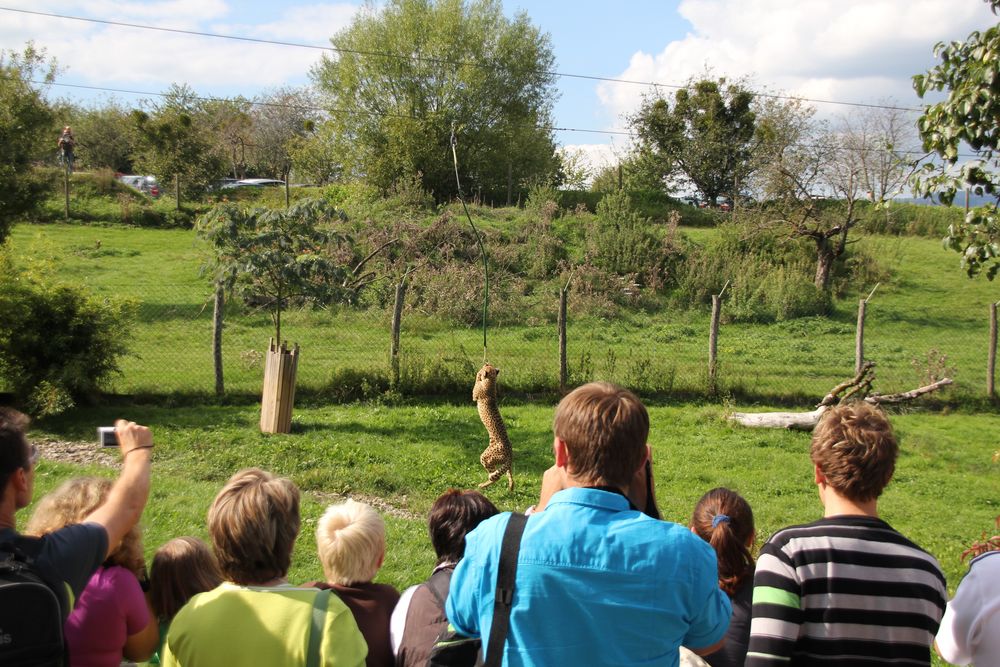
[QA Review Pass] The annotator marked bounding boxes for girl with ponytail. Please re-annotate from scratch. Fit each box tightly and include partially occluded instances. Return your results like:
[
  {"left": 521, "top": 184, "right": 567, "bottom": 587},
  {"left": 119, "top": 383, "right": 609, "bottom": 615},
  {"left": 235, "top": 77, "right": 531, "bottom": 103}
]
[{"left": 690, "top": 488, "right": 756, "bottom": 667}]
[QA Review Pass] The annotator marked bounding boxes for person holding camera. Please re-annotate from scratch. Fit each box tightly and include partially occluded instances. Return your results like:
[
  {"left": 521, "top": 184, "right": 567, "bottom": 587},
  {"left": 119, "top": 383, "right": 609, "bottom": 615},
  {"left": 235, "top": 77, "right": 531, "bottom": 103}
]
[
  {"left": 0, "top": 409, "right": 155, "bottom": 625},
  {"left": 445, "top": 382, "right": 731, "bottom": 666}
]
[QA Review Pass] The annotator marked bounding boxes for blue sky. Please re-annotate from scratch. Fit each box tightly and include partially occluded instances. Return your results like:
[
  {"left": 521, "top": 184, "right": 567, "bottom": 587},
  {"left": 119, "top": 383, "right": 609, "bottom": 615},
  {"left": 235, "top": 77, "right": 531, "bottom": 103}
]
[{"left": 1, "top": 1, "right": 995, "bottom": 169}]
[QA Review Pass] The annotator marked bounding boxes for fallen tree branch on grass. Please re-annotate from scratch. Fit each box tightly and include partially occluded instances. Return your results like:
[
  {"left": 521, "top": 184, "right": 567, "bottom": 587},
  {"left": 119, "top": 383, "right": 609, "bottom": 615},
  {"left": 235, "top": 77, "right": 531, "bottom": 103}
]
[{"left": 728, "top": 362, "right": 953, "bottom": 430}]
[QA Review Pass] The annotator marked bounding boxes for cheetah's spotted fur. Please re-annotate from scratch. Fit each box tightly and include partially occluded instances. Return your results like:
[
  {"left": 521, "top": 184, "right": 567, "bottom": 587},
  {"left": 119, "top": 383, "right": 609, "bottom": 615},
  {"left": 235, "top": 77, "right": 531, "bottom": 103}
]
[{"left": 473, "top": 363, "right": 514, "bottom": 491}]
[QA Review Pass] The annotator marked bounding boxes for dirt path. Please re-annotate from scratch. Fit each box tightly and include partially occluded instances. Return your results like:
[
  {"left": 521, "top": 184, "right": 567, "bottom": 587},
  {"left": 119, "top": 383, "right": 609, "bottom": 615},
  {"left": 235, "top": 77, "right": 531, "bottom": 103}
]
[{"left": 32, "top": 438, "right": 420, "bottom": 521}]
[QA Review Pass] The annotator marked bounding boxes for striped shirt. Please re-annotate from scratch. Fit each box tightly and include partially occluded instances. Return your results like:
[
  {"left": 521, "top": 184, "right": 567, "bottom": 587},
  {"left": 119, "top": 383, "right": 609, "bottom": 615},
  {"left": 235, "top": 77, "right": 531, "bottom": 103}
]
[{"left": 746, "top": 515, "right": 947, "bottom": 666}]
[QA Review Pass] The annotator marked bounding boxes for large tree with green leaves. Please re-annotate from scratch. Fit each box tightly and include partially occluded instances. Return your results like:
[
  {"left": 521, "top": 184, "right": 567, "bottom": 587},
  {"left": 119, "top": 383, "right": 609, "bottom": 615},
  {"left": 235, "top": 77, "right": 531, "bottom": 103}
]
[
  {"left": 0, "top": 44, "right": 55, "bottom": 243},
  {"left": 913, "top": 0, "right": 1000, "bottom": 279},
  {"left": 311, "top": 0, "right": 560, "bottom": 201},
  {"left": 629, "top": 77, "right": 756, "bottom": 205},
  {"left": 131, "top": 84, "right": 225, "bottom": 200}
]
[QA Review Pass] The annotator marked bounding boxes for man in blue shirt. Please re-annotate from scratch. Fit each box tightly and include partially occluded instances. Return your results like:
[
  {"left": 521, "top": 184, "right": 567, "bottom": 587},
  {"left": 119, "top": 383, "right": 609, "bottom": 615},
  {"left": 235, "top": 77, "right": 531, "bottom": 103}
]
[{"left": 447, "top": 382, "right": 731, "bottom": 666}]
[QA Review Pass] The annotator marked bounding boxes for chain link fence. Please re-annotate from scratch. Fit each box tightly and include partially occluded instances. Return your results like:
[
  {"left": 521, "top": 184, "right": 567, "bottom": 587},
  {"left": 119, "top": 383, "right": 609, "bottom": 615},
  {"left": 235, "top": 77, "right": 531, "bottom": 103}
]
[{"left": 87, "top": 281, "right": 995, "bottom": 405}]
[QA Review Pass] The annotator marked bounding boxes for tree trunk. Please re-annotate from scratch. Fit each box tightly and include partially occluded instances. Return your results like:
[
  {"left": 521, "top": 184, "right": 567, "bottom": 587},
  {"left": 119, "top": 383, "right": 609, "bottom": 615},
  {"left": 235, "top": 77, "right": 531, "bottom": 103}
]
[{"left": 815, "top": 240, "right": 835, "bottom": 290}]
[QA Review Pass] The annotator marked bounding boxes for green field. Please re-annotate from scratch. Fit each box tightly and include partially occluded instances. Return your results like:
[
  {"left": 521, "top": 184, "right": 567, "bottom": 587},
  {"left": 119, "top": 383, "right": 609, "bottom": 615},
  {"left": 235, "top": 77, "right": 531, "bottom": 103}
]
[{"left": 7, "top": 220, "right": 1000, "bottom": 403}]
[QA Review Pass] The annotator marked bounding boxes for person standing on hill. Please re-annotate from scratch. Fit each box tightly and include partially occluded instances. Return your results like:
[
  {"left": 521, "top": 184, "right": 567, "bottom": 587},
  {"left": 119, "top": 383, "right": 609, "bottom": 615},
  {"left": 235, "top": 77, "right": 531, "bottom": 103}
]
[{"left": 746, "top": 403, "right": 948, "bottom": 666}]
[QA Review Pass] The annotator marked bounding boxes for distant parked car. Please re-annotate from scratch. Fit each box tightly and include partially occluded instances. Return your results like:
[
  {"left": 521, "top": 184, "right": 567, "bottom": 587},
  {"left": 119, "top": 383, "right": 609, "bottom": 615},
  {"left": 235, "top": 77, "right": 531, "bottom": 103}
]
[
  {"left": 220, "top": 178, "right": 285, "bottom": 189},
  {"left": 116, "top": 174, "right": 159, "bottom": 197}
]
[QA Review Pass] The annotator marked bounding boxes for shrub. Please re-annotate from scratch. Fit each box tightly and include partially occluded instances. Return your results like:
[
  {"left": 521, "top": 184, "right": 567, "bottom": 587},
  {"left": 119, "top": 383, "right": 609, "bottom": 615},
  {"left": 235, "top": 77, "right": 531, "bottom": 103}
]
[
  {"left": 589, "top": 190, "right": 681, "bottom": 283},
  {"left": 672, "top": 220, "right": 832, "bottom": 323},
  {"left": 0, "top": 258, "right": 134, "bottom": 414}
]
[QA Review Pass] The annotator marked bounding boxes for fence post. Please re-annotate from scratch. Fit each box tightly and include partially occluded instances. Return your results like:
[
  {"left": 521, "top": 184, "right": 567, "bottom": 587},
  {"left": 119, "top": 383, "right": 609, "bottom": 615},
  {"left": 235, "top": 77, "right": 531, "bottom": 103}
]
[
  {"left": 855, "top": 299, "right": 866, "bottom": 375},
  {"left": 989, "top": 301, "right": 998, "bottom": 398},
  {"left": 63, "top": 164, "right": 70, "bottom": 221},
  {"left": 212, "top": 283, "right": 225, "bottom": 396},
  {"left": 558, "top": 285, "right": 568, "bottom": 392},
  {"left": 856, "top": 283, "right": 879, "bottom": 375},
  {"left": 709, "top": 295, "right": 721, "bottom": 385},
  {"left": 390, "top": 280, "right": 406, "bottom": 388},
  {"left": 175, "top": 174, "right": 181, "bottom": 212}
]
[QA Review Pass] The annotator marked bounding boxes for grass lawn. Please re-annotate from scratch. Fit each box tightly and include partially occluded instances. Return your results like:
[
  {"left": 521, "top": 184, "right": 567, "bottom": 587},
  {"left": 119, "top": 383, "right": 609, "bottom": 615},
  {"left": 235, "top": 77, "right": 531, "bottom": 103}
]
[
  {"left": 7, "top": 222, "right": 1000, "bottom": 404},
  {"left": 24, "top": 400, "right": 998, "bottom": 598}
]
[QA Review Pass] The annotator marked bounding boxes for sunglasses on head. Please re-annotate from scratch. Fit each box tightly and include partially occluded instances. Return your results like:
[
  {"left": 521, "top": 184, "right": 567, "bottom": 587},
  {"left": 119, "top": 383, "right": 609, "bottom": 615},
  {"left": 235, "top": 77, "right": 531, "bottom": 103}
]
[{"left": 28, "top": 444, "right": 40, "bottom": 468}]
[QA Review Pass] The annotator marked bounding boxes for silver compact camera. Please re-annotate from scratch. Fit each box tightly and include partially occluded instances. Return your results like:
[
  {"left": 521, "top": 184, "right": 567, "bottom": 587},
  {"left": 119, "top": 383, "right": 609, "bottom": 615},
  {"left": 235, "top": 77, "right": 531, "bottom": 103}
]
[{"left": 97, "top": 426, "right": 117, "bottom": 448}]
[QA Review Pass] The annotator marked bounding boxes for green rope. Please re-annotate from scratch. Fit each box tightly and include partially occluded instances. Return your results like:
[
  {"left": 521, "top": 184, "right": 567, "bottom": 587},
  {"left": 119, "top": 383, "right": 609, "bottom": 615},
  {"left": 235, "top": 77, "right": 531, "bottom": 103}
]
[{"left": 450, "top": 126, "right": 489, "bottom": 360}]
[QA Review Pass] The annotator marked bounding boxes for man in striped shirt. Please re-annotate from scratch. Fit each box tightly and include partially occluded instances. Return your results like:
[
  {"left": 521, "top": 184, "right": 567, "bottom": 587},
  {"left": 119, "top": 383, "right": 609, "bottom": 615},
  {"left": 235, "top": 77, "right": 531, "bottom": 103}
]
[{"left": 746, "top": 403, "right": 947, "bottom": 666}]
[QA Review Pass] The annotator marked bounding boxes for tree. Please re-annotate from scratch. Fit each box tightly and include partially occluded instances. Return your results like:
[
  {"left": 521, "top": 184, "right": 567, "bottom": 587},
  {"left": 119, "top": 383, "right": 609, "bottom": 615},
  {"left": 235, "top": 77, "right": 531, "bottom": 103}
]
[
  {"left": 0, "top": 44, "right": 55, "bottom": 243},
  {"left": 311, "top": 0, "right": 560, "bottom": 201},
  {"left": 202, "top": 97, "right": 253, "bottom": 180},
  {"left": 250, "top": 87, "right": 323, "bottom": 184},
  {"left": 196, "top": 198, "right": 352, "bottom": 345},
  {"left": 839, "top": 103, "right": 914, "bottom": 203},
  {"left": 629, "top": 77, "right": 756, "bottom": 205},
  {"left": 131, "top": 84, "right": 225, "bottom": 201},
  {"left": 69, "top": 101, "right": 137, "bottom": 172},
  {"left": 913, "top": 0, "right": 1000, "bottom": 278}
]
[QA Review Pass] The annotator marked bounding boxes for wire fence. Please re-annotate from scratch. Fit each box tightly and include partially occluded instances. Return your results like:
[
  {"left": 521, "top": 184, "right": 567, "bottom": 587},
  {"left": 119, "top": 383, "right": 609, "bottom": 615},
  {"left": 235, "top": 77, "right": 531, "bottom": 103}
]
[{"left": 86, "top": 281, "right": 996, "bottom": 405}]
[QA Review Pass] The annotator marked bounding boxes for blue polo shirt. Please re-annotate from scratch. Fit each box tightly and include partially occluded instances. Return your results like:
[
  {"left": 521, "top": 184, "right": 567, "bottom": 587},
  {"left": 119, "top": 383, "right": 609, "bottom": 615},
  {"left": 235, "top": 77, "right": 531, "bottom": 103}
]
[{"left": 447, "top": 487, "right": 731, "bottom": 666}]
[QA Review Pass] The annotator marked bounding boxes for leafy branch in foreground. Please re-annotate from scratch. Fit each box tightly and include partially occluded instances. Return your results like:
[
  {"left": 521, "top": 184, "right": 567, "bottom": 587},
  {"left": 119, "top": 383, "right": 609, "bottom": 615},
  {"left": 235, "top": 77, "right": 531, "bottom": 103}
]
[{"left": 912, "top": 0, "right": 1000, "bottom": 279}]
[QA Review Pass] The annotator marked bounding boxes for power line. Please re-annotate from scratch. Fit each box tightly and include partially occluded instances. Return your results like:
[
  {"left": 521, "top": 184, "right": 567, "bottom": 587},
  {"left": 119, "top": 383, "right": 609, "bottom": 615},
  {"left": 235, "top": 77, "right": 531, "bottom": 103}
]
[{"left": 2, "top": 5, "right": 925, "bottom": 113}]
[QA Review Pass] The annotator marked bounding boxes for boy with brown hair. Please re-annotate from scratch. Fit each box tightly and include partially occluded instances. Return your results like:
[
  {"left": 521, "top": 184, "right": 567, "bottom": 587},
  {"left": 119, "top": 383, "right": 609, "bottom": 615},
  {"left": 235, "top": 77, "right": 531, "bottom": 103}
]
[
  {"left": 747, "top": 402, "right": 948, "bottom": 666},
  {"left": 446, "top": 382, "right": 731, "bottom": 666}
]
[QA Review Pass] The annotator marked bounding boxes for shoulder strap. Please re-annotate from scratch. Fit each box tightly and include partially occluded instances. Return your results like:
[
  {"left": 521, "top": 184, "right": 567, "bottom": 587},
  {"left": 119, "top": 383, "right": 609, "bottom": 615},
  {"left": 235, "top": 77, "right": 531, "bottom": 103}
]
[
  {"left": 424, "top": 567, "right": 452, "bottom": 609},
  {"left": 306, "top": 588, "right": 331, "bottom": 667},
  {"left": 483, "top": 513, "right": 528, "bottom": 667}
]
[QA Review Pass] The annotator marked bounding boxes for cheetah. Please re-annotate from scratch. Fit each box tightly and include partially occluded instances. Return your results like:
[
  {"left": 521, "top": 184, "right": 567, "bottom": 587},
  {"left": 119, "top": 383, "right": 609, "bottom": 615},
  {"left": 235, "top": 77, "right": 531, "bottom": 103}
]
[{"left": 473, "top": 363, "right": 514, "bottom": 491}]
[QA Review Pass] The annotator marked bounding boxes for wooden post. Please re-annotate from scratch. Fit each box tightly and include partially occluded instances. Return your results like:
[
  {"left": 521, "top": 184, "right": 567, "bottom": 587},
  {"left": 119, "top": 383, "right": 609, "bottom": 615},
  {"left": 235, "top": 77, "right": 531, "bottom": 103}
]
[
  {"left": 855, "top": 283, "right": 879, "bottom": 375},
  {"left": 284, "top": 170, "right": 290, "bottom": 209},
  {"left": 709, "top": 295, "right": 721, "bottom": 384},
  {"left": 212, "top": 284, "right": 225, "bottom": 396},
  {"left": 855, "top": 298, "right": 867, "bottom": 375},
  {"left": 558, "top": 285, "right": 568, "bottom": 392},
  {"left": 989, "top": 302, "right": 998, "bottom": 398},
  {"left": 174, "top": 174, "right": 181, "bottom": 212},
  {"left": 390, "top": 280, "right": 406, "bottom": 387},
  {"left": 63, "top": 164, "right": 70, "bottom": 221},
  {"left": 260, "top": 338, "right": 299, "bottom": 434}
]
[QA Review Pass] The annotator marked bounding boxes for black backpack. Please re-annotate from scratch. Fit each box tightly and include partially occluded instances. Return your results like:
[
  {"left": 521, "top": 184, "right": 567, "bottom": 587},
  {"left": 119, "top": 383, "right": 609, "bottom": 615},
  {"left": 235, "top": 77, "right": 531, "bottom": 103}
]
[
  {"left": 0, "top": 537, "right": 67, "bottom": 667},
  {"left": 427, "top": 513, "right": 528, "bottom": 667}
]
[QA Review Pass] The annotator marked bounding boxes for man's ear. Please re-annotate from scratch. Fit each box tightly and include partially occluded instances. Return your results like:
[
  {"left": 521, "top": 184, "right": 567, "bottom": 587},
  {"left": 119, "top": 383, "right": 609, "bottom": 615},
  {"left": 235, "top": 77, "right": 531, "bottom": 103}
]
[
  {"left": 554, "top": 436, "right": 570, "bottom": 468},
  {"left": 814, "top": 463, "right": 826, "bottom": 486}
]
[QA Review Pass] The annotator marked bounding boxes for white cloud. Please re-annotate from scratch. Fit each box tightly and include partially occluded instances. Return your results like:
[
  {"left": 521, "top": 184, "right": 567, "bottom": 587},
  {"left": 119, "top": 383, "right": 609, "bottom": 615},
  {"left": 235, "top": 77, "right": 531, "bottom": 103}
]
[
  {"left": 597, "top": 0, "right": 998, "bottom": 125},
  {"left": 217, "top": 4, "right": 359, "bottom": 44},
  {"left": 0, "top": 1, "right": 359, "bottom": 95}
]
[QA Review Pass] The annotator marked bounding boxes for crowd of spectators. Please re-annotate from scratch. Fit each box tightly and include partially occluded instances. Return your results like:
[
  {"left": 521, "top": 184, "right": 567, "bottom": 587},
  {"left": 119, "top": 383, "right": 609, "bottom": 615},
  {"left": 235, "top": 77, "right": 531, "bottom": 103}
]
[{"left": 0, "top": 381, "right": 994, "bottom": 666}]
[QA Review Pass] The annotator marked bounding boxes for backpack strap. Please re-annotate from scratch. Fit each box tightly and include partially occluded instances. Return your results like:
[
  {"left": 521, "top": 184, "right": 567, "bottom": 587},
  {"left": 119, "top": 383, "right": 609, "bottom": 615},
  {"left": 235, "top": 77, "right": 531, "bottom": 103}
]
[
  {"left": 482, "top": 513, "right": 528, "bottom": 667},
  {"left": 306, "top": 588, "right": 331, "bottom": 667},
  {"left": 423, "top": 567, "right": 452, "bottom": 609}
]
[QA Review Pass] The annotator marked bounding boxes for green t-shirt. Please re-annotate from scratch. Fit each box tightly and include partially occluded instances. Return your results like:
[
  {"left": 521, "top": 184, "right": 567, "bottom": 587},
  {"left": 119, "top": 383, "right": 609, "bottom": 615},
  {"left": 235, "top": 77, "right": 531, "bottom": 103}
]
[{"left": 161, "top": 583, "right": 367, "bottom": 667}]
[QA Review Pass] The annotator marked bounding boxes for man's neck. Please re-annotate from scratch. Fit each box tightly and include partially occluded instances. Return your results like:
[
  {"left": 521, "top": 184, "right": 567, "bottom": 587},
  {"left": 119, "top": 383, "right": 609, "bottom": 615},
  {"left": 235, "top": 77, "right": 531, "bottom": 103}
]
[
  {"left": 822, "top": 488, "right": 879, "bottom": 518},
  {"left": 0, "top": 491, "right": 17, "bottom": 531}
]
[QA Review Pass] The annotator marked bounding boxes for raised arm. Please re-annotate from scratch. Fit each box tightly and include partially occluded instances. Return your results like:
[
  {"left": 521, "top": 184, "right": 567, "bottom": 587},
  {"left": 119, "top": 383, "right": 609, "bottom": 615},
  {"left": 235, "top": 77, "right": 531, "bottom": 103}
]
[{"left": 83, "top": 419, "right": 153, "bottom": 560}]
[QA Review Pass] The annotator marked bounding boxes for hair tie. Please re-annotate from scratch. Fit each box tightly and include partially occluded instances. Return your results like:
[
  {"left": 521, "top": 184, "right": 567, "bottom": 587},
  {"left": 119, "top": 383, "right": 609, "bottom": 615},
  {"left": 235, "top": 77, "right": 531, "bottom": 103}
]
[{"left": 711, "top": 514, "right": 731, "bottom": 529}]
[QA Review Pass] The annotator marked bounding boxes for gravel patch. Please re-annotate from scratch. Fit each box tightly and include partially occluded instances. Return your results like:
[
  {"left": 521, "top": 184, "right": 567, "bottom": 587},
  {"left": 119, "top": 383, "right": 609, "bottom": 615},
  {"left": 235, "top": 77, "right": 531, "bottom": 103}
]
[{"left": 34, "top": 438, "right": 119, "bottom": 468}]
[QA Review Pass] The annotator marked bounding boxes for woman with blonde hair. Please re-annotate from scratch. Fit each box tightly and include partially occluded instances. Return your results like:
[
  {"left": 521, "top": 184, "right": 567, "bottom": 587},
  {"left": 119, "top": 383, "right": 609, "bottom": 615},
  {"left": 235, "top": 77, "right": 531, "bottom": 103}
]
[{"left": 27, "top": 476, "right": 158, "bottom": 667}]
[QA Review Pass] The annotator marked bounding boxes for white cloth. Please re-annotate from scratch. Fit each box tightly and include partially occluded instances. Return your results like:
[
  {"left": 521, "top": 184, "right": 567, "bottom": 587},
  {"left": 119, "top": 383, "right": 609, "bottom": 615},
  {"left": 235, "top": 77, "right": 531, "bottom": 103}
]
[
  {"left": 936, "top": 550, "right": 1000, "bottom": 666},
  {"left": 389, "top": 584, "right": 418, "bottom": 655}
]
